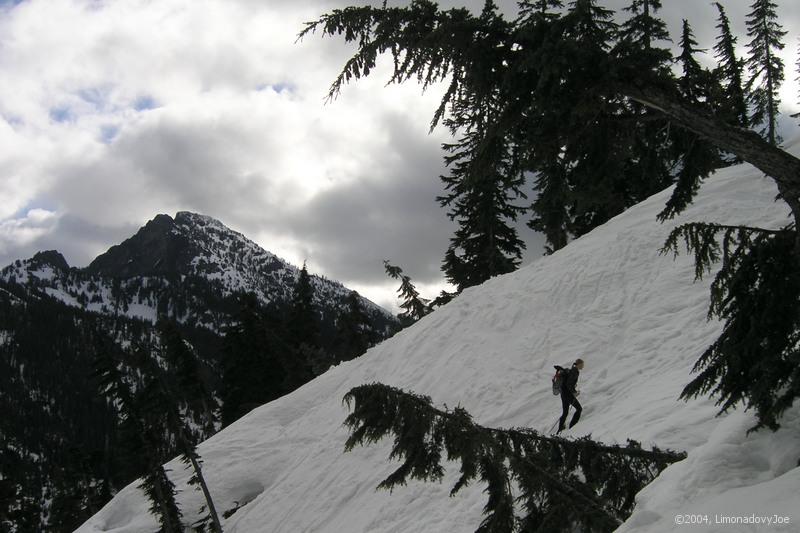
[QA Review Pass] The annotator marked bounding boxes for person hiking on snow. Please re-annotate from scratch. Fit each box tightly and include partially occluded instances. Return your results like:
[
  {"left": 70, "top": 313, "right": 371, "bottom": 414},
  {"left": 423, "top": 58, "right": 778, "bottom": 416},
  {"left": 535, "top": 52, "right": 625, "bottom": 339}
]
[{"left": 557, "top": 358, "right": 584, "bottom": 433}]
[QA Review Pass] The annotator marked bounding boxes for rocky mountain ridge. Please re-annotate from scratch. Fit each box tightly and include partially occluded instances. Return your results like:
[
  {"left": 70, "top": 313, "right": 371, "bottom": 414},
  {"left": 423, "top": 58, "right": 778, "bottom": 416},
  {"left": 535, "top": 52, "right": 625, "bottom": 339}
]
[{"left": 1, "top": 211, "right": 395, "bottom": 333}]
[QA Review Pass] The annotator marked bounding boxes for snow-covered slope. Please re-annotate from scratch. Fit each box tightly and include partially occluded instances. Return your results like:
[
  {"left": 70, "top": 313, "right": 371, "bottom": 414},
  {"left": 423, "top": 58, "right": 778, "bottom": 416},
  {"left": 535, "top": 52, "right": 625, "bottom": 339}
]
[{"left": 77, "top": 158, "right": 800, "bottom": 532}]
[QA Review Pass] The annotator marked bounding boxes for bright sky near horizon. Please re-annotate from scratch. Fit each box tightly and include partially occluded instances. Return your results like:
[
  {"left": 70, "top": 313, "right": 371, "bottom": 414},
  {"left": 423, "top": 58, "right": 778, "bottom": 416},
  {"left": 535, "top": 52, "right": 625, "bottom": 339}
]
[{"left": 1, "top": 0, "right": 799, "bottom": 311}]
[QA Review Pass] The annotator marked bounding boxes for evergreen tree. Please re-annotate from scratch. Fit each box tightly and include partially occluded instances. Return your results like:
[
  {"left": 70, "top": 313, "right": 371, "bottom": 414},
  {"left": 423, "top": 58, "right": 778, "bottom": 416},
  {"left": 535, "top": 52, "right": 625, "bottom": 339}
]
[
  {"left": 437, "top": 1, "right": 527, "bottom": 291},
  {"left": 616, "top": 0, "right": 671, "bottom": 68},
  {"left": 384, "top": 261, "right": 431, "bottom": 325},
  {"left": 558, "top": 0, "right": 630, "bottom": 237},
  {"left": 525, "top": 0, "right": 625, "bottom": 250},
  {"left": 135, "top": 345, "right": 223, "bottom": 533},
  {"left": 675, "top": 20, "right": 709, "bottom": 103},
  {"left": 519, "top": 0, "right": 563, "bottom": 20},
  {"left": 528, "top": 157, "right": 570, "bottom": 254},
  {"left": 333, "top": 291, "right": 375, "bottom": 362},
  {"left": 140, "top": 466, "right": 183, "bottom": 533},
  {"left": 712, "top": 2, "right": 748, "bottom": 129},
  {"left": 287, "top": 262, "right": 319, "bottom": 343},
  {"left": 286, "top": 262, "right": 319, "bottom": 383},
  {"left": 613, "top": 0, "right": 675, "bottom": 215},
  {"left": 794, "top": 37, "right": 800, "bottom": 123},
  {"left": 515, "top": 1, "right": 570, "bottom": 254},
  {"left": 745, "top": 0, "right": 786, "bottom": 145},
  {"left": 158, "top": 319, "right": 218, "bottom": 435},
  {"left": 221, "top": 294, "right": 287, "bottom": 426},
  {"left": 343, "top": 383, "right": 686, "bottom": 533},
  {"left": 663, "top": 223, "right": 800, "bottom": 432},
  {"left": 438, "top": 131, "right": 526, "bottom": 290},
  {"left": 92, "top": 337, "right": 184, "bottom": 533},
  {"left": 658, "top": 20, "right": 722, "bottom": 220}
]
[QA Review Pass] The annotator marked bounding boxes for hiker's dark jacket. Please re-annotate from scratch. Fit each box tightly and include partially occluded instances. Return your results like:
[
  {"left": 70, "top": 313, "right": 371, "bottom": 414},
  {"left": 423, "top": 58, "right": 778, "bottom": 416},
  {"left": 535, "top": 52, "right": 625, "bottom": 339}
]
[{"left": 562, "top": 366, "right": 580, "bottom": 395}]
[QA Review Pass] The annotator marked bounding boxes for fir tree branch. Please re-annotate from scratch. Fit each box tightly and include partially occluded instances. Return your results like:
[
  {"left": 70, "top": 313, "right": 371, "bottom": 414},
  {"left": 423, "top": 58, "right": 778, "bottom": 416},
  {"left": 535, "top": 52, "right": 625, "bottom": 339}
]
[{"left": 343, "top": 383, "right": 685, "bottom": 533}]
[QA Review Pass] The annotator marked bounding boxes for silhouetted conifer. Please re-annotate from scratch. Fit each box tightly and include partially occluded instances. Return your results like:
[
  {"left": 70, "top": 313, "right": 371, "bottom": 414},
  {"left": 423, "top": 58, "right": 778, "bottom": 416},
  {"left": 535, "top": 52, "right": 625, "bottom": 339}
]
[
  {"left": 663, "top": 223, "right": 800, "bottom": 432},
  {"left": 136, "top": 344, "right": 223, "bottom": 533},
  {"left": 92, "top": 337, "right": 184, "bottom": 533},
  {"left": 158, "top": 319, "right": 218, "bottom": 435},
  {"left": 221, "top": 294, "right": 287, "bottom": 426},
  {"left": 613, "top": 0, "right": 675, "bottom": 215},
  {"left": 745, "top": 0, "right": 786, "bottom": 145},
  {"left": 794, "top": 38, "right": 800, "bottom": 123},
  {"left": 712, "top": 2, "right": 748, "bottom": 129},
  {"left": 285, "top": 262, "right": 318, "bottom": 383},
  {"left": 658, "top": 20, "right": 722, "bottom": 220},
  {"left": 384, "top": 261, "right": 431, "bottom": 325},
  {"left": 334, "top": 291, "right": 375, "bottom": 362}
]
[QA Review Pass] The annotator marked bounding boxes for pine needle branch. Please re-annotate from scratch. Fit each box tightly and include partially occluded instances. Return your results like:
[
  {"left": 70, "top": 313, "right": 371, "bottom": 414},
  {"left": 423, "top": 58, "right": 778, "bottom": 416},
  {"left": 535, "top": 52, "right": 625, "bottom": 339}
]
[{"left": 343, "top": 383, "right": 685, "bottom": 533}]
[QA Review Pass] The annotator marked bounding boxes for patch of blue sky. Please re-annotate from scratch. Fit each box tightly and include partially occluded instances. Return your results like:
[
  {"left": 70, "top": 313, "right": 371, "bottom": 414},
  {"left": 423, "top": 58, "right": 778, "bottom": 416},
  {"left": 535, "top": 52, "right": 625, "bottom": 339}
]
[
  {"left": 49, "top": 106, "right": 74, "bottom": 123},
  {"left": 0, "top": 0, "right": 25, "bottom": 10},
  {"left": 100, "top": 125, "right": 119, "bottom": 144},
  {"left": 133, "top": 95, "right": 159, "bottom": 112},
  {"left": 11, "top": 198, "right": 57, "bottom": 220}
]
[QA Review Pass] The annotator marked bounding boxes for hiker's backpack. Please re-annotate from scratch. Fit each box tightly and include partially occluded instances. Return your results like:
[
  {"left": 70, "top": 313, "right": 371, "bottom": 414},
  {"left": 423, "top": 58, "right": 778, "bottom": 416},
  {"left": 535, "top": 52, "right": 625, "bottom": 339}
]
[{"left": 552, "top": 365, "right": 565, "bottom": 395}]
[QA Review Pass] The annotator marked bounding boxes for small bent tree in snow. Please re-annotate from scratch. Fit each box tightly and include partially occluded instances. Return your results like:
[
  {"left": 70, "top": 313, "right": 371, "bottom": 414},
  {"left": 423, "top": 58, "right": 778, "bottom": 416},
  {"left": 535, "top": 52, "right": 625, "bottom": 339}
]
[
  {"left": 343, "top": 383, "right": 686, "bottom": 533},
  {"left": 384, "top": 261, "right": 432, "bottom": 326}
]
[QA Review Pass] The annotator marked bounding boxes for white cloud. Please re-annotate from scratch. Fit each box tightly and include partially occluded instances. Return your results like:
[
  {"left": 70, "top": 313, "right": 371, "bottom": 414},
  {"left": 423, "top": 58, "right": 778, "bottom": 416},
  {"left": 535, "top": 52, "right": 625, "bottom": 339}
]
[{"left": 0, "top": 208, "right": 58, "bottom": 255}]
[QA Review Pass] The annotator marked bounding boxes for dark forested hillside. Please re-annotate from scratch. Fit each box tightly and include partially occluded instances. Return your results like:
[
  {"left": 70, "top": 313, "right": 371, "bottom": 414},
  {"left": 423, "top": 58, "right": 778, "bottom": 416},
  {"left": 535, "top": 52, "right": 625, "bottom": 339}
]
[{"left": 0, "top": 212, "right": 398, "bottom": 532}]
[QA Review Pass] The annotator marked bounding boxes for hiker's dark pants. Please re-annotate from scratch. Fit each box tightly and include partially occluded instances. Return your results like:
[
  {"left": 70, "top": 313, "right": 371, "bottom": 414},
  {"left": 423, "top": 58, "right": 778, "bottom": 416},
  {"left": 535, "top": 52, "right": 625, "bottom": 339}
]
[{"left": 558, "top": 390, "right": 582, "bottom": 432}]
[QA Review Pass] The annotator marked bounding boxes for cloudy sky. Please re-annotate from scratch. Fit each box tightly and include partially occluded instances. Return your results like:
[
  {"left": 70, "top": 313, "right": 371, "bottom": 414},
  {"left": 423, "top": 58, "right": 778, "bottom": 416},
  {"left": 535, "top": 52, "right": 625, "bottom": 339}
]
[{"left": 1, "top": 0, "right": 799, "bottom": 311}]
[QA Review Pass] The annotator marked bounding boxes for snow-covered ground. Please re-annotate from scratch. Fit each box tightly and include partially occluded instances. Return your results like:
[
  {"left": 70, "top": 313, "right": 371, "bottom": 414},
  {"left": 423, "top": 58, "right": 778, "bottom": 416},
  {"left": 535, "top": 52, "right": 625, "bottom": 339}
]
[{"left": 77, "top": 151, "right": 800, "bottom": 532}]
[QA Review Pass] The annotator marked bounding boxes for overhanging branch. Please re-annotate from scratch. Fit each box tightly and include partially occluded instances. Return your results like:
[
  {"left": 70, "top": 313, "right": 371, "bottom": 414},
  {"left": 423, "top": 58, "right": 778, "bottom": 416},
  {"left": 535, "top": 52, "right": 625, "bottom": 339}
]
[{"left": 619, "top": 81, "right": 800, "bottom": 224}]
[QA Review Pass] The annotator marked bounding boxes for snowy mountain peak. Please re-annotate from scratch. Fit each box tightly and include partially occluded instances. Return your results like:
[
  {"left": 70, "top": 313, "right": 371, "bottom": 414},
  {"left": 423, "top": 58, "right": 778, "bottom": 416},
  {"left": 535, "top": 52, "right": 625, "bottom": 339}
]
[
  {"left": 86, "top": 213, "right": 186, "bottom": 278},
  {"left": 2, "top": 212, "right": 396, "bottom": 329},
  {"left": 30, "top": 250, "right": 70, "bottom": 272},
  {"left": 175, "top": 210, "right": 227, "bottom": 228}
]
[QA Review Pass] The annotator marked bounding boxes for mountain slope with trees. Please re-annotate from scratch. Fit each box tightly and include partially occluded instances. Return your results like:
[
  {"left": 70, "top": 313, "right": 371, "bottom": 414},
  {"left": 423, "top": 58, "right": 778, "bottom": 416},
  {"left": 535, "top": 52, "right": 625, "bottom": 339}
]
[{"left": 0, "top": 212, "right": 398, "bottom": 532}]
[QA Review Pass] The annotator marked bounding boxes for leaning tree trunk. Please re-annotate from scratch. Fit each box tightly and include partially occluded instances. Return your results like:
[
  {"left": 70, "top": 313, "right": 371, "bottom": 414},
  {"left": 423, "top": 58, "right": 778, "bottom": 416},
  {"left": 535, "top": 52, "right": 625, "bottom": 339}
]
[
  {"left": 619, "top": 81, "right": 800, "bottom": 250},
  {"left": 182, "top": 441, "right": 224, "bottom": 533}
]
